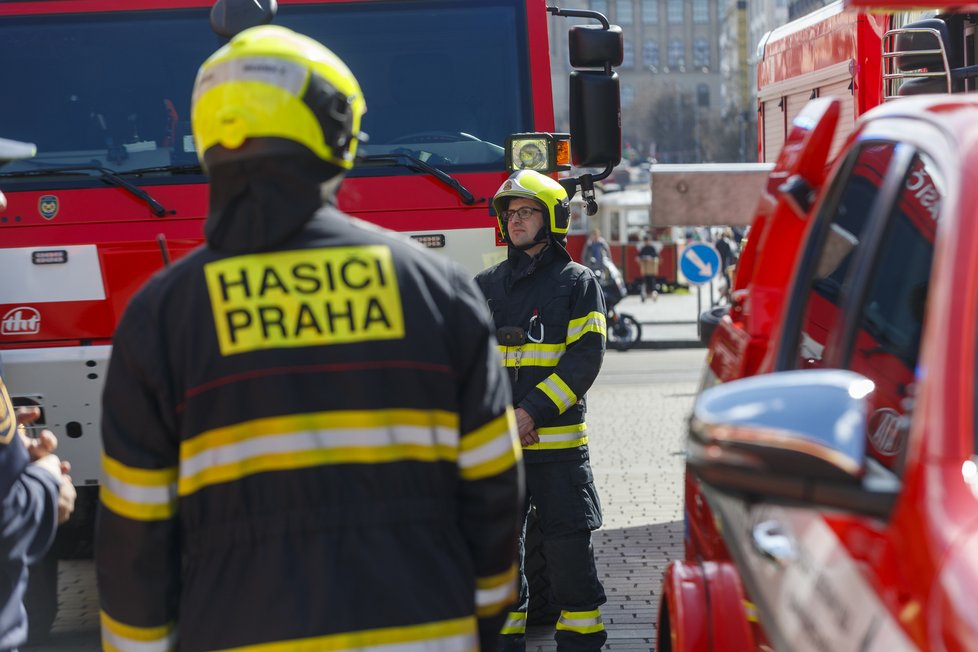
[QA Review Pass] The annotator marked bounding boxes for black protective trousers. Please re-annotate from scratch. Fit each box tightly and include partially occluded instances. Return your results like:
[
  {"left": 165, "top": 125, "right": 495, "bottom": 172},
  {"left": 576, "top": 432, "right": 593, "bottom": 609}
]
[{"left": 499, "top": 455, "right": 607, "bottom": 652}]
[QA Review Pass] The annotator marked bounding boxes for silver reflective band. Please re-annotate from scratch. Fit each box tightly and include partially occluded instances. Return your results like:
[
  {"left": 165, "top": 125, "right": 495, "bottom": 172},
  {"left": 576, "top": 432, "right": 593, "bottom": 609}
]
[
  {"left": 193, "top": 56, "right": 307, "bottom": 104},
  {"left": 100, "top": 627, "right": 177, "bottom": 652}
]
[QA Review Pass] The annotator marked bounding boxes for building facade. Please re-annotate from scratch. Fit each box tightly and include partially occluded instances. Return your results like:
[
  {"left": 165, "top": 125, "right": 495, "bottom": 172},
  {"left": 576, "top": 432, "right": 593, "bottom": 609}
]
[{"left": 549, "top": 0, "right": 725, "bottom": 163}]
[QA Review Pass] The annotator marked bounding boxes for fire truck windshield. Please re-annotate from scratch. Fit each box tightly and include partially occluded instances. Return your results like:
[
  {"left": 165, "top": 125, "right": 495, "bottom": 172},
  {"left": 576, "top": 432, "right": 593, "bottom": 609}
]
[{"left": 0, "top": 0, "right": 531, "bottom": 182}]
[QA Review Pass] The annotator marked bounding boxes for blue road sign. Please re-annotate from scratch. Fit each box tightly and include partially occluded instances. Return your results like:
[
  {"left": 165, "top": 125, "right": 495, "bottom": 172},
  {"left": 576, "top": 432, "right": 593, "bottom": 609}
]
[{"left": 679, "top": 242, "right": 720, "bottom": 286}]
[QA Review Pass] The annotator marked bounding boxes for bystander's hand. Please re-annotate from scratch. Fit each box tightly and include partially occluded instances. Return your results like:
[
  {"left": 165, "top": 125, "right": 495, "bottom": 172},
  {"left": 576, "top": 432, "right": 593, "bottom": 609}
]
[
  {"left": 514, "top": 407, "right": 539, "bottom": 447},
  {"left": 16, "top": 406, "right": 76, "bottom": 524}
]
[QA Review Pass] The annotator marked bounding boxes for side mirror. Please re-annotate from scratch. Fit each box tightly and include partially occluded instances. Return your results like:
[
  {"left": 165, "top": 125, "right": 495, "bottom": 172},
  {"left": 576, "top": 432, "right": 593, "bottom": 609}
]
[
  {"left": 569, "top": 71, "right": 622, "bottom": 168},
  {"left": 569, "top": 24, "right": 624, "bottom": 68},
  {"left": 893, "top": 18, "right": 952, "bottom": 72},
  {"left": 210, "top": 0, "right": 277, "bottom": 38},
  {"left": 688, "top": 369, "right": 899, "bottom": 518}
]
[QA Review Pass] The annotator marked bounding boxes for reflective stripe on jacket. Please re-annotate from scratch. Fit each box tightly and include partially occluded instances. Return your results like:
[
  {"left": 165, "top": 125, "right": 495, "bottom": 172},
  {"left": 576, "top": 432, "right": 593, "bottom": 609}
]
[
  {"left": 475, "top": 244, "right": 606, "bottom": 462},
  {"left": 96, "top": 207, "right": 523, "bottom": 652}
]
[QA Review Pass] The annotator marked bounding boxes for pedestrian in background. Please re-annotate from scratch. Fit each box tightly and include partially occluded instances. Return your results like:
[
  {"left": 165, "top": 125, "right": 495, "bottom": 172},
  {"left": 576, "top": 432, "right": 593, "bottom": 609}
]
[
  {"left": 581, "top": 227, "right": 611, "bottom": 271},
  {"left": 0, "top": 139, "right": 76, "bottom": 652},
  {"left": 95, "top": 26, "right": 522, "bottom": 652},
  {"left": 476, "top": 170, "right": 608, "bottom": 652},
  {"left": 636, "top": 234, "right": 660, "bottom": 302},
  {"left": 715, "top": 227, "right": 738, "bottom": 301}
]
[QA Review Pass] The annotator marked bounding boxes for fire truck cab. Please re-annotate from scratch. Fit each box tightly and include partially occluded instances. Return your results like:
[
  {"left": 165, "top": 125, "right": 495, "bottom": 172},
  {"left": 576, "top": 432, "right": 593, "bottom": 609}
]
[{"left": 0, "top": 0, "right": 624, "bottom": 633}]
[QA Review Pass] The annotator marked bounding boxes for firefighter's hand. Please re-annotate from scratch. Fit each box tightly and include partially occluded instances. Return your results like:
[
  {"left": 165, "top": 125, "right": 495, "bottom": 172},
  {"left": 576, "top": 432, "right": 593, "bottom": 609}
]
[
  {"left": 56, "top": 474, "right": 76, "bottom": 524},
  {"left": 515, "top": 408, "right": 539, "bottom": 447},
  {"left": 16, "top": 407, "right": 58, "bottom": 461}
]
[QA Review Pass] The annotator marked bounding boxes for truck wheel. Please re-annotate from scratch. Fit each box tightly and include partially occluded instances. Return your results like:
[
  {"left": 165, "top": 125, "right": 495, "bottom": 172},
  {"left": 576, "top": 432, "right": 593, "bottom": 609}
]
[
  {"left": 24, "top": 549, "right": 59, "bottom": 643},
  {"left": 525, "top": 506, "right": 561, "bottom": 626}
]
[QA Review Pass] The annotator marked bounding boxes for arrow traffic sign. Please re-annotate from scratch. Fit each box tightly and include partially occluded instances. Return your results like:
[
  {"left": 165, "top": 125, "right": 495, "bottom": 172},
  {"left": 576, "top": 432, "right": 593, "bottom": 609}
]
[{"left": 679, "top": 242, "right": 721, "bottom": 286}]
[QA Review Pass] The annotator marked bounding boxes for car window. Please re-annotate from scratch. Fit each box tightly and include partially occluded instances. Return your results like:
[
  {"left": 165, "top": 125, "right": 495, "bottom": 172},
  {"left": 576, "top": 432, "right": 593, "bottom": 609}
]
[
  {"left": 846, "top": 152, "right": 941, "bottom": 469},
  {"left": 792, "top": 143, "right": 896, "bottom": 370}
]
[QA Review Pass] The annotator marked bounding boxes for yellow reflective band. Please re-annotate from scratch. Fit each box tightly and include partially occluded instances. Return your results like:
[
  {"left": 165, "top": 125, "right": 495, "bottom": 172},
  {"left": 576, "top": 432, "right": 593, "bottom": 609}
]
[
  {"left": 459, "top": 408, "right": 521, "bottom": 480},
  {"left": 475, "top": 564, "right": 518, "bottom": 617},
  {"left": 523, "top": 423, "right": 588, "bottom": 451},
  {"left": 497, "top": 343, "right": 565, "bottom": 367},
  {"left": 555, "top": 609, "right": 604, "bottom": 634},
  {"left": 178, "top": 409, "right": 459, "bottom": 496},
  {"left": 0, "top": 380, "right": 15, "bottom": 445},
  {"left": 500, "top": 611, "right": 527, "bottom": 635},
  {"left": 216, "top": 615, "right": 477, "bottom": 651},
  {"left": 538, "top": 373, "right": 577, "bottom": 413},
  {"left": 204, "top": 246, "right": 405, "bottom": 356},
  {"left": 100, "top": 456, "right": 178, "bottom": 521},
  {"left": 100, "top": 610, "right": 176, "bottom": 652},
  {"left": 566, "top": 311, "right": 606, "bottom": 345},
  {"left": 743, "top": 599, "right": 759, "bottom": 622}
]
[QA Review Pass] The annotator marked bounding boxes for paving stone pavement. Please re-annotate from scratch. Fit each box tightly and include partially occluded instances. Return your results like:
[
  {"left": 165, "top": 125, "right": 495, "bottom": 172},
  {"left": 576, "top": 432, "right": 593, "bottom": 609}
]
[
  {"left": 524, "top": 350, "right": 700, "bottom": 651},
  {"left": 24, "top": 350, "right": 703, "bottom": 652}
]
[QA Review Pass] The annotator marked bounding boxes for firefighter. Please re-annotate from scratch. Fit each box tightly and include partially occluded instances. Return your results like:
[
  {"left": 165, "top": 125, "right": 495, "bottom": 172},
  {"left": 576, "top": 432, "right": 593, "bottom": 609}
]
[
  {"left": 475, "top": 170, "right": 608, "bottom": 652},
  {"left": 0, "top": 379, "right": 75, "bottom": 652},
  {"left": 1, "top": 139, "right": 75, "bottom": 652},
  {"left": 95, "top": 25, "right": 523, "bottom": 652}
]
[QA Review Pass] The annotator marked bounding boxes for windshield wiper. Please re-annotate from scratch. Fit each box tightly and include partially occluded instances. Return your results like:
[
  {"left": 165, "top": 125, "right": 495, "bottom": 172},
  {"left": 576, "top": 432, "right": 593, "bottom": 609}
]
[
  {"left": 359, "top": 154, "right": 481, "bottom": 205},
  {"left": 122, "top": 164, "right": 203, "bottom": 176},
  {"left": 0, "top": 164, "right": 171, "bottom": 217}
]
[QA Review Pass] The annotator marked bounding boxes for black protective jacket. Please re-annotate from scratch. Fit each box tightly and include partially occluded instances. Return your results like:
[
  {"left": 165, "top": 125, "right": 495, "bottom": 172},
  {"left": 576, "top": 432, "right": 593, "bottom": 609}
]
[
  {"left": 475, "top": 244, "right": 606, "bottom": 462},
  {"left": 96, "top": 159, "right": 523, "bottom": 652}
]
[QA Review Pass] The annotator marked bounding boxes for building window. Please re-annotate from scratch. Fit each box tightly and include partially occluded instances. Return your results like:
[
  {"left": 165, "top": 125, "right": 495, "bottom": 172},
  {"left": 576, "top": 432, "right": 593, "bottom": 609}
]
[
  {"left": 693, "top": 37, "right": 709, "bottom": 68},
  {"left": 622, "top": 37, "right": 634, "bottom": 68},
  {"left": 591, "top": 0, "right": 608, "bottom": 16},
  {"left": 616, "top": 0, "right": 633, "bottom": 24},
  {"left": 697, "top": 83, "right": 710, "bottom": 107},
  {"left": 667, "top": 37, "right": 685, "bottom": 67},
  {"left": 641, "top": 0, "right": 658, "bottom": 24},
  {"left": 622, "top": 83, "right": 635, "bottom": 107},
  {"left": 643, "top": 39, "right": 660, "bottom": 68},
  {"left": 692, "top": 0, "right": 709, "bottom": 23},
  {"left": 667, "top": 0, "right": 683, "bottom": 24}
]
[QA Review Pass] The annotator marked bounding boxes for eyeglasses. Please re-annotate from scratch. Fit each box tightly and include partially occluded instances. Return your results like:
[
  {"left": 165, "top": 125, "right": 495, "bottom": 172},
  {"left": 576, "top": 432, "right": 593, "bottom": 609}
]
[{"left": 501, "top": 207, "right": 542, "bottom": 222}]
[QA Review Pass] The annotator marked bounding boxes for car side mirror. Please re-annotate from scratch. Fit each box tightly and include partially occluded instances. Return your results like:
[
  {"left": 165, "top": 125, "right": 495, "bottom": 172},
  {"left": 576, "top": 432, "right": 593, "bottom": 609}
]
[{"left": 688, "top": 369, "right": 899, "bottom": 519}]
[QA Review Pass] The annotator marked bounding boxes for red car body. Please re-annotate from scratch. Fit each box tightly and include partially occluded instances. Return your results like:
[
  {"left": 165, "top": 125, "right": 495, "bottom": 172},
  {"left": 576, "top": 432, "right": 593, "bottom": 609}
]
[{"left": 658, "top": 86, "right": 978, "bottom": 650}]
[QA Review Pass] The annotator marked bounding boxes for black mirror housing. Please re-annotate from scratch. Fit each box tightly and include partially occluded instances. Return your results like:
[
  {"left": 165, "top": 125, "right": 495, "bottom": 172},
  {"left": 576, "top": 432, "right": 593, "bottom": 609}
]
[
  {"left": 210, "top": 0, "right": 277, "bottom": 38},
  {"left": 893, "top": 18, "right": 951, "bottom": 72},
  {"left": 569, "top": 71, "right": 622, "bottom": 168},
  {"left": 569, "top": 25, "right": 624, "bottom": 68}
]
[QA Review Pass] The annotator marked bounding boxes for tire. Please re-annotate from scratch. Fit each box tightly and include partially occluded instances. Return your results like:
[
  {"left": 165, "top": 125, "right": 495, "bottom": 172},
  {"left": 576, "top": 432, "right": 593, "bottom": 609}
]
[
  {"left": 525, "top": 506, "right": 561, "bottom": 626},
  {"left": 608, "top": 313, "right": 642, "bottom": 351},
  {"left": 24, "top": 549, "right": 59, "bottom": 644}
]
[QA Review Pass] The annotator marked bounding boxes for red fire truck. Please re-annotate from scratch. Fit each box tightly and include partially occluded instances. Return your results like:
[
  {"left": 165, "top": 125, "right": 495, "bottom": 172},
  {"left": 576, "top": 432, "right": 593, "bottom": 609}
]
[
  {"left": 0, "top": 0, "right": 622, "bottom": 630},
  {"left": 657, "top": 2, "right": 978, "bottom": 650}
]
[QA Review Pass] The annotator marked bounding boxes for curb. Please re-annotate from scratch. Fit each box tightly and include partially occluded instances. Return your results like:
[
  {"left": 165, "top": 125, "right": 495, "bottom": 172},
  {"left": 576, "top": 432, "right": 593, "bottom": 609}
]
[{"left": 619, "top": 340, "right": 705, "bottom": 350}]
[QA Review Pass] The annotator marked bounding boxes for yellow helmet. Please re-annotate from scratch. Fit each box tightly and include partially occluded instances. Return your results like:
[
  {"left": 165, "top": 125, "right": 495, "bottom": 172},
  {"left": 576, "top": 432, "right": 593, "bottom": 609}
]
[
  {"left": 191, "top": 25, "right": 366, "bottom": 171},
  {"left": 492, "top": 170, "right": 570, "bottom": 242}
]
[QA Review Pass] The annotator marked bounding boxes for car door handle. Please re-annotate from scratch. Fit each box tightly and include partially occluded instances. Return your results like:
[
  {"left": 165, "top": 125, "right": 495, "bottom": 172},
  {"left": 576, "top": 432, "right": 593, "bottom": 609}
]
[{"left": 751, "top": 520, "right": 797, "bottom": 564}]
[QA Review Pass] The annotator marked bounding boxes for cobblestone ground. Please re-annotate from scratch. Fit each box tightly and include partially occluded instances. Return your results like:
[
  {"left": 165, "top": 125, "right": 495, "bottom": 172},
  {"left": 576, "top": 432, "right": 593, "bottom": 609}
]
[
  {"left": 525, "top": 350, "right": 701, "bottom": 652},
  {"left": 24, "top": 349, "right": 704, "bottom": 652}
]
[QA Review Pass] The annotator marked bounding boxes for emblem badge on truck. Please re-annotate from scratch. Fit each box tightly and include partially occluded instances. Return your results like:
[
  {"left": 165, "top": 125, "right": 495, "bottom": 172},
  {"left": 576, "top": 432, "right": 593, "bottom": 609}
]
[
  {"left": 1, "top": 307, "right": 41, "bottom": 335},
  {"left": 38, "top": 195, "right": 59, "bottom": 220}
]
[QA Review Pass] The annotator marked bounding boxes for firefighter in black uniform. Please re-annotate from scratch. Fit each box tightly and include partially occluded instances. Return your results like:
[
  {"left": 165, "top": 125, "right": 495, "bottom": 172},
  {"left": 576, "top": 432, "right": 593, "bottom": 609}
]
[
  {"left": 475, "top": 171, "right": 608, "bottom": 652},
  {"left": 95, "top": 26, "right": 523, "bottom": 652}
]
